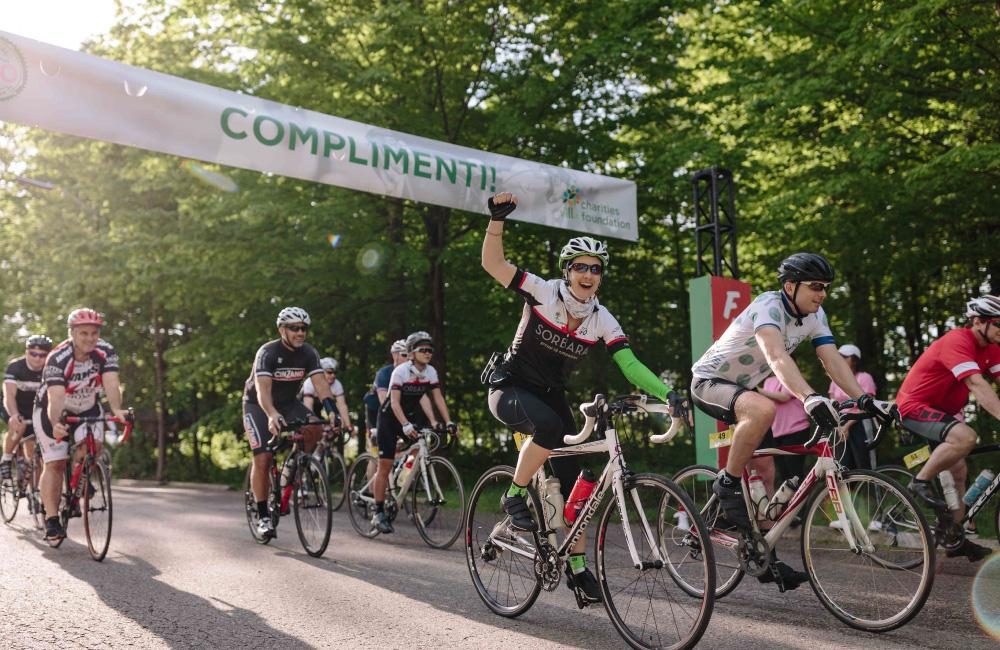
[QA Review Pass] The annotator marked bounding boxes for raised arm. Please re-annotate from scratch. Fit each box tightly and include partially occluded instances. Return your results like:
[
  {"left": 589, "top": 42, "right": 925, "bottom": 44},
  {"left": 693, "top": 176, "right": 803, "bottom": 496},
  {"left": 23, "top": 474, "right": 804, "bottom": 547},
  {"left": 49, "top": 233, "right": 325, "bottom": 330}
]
[{"left": 481, "top": 192, "right": 518, "bottom": 287}]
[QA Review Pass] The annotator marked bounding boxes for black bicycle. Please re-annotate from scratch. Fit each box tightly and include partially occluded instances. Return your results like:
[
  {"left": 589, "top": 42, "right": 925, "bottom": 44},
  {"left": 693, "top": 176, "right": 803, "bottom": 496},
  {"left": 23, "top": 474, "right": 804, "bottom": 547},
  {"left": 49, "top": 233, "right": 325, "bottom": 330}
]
[
  {"left": 0, "top": 435, "right": 44, "bottom": 530},
  {"left": 243, "top": 419, "right": 332, "bottom": 557}
]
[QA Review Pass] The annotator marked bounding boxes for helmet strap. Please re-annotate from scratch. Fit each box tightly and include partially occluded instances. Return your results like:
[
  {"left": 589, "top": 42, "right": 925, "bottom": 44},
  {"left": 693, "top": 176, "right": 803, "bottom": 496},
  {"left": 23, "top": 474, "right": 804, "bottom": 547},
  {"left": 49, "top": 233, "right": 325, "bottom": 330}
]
[{"left": 781, "top": 282, "right": 806, "bottom": 326}]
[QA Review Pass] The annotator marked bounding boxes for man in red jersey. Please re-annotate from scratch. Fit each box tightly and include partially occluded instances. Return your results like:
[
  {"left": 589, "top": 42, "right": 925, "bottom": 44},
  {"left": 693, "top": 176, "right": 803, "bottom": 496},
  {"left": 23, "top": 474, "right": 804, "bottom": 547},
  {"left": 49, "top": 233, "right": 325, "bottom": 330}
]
[{"left": 895, "top": 295, "right": 1000, "bottom": 561}]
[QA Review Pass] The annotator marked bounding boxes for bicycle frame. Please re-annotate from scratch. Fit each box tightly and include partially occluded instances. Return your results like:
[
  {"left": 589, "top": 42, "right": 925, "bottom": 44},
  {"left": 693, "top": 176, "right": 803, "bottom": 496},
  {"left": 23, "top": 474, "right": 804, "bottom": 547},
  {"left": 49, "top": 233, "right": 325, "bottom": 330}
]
[{"left": 354, "top": 429, "right": 437, "bottom": 508}]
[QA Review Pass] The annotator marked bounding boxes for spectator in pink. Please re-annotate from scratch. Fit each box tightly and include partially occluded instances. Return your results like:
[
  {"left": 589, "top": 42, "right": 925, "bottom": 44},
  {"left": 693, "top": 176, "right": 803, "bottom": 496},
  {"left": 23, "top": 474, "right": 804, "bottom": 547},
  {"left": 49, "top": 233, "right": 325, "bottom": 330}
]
[
  {"left": 758, "top": 375, "right": 812, "bottom": 485},
  {"left": 828, "top": 344, "right": 877, "bottom": 470}
]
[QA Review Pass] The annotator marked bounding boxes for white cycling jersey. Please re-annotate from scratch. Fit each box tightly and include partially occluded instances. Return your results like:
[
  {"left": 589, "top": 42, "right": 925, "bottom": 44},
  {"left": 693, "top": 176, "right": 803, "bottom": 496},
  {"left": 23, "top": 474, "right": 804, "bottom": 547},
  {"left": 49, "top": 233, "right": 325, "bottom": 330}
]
[
  {"left": 301, "top": 376, "right": 344, "bottom": 398},
  {"left": 692, "top": 290, "right": 835, "bottom": 389}
]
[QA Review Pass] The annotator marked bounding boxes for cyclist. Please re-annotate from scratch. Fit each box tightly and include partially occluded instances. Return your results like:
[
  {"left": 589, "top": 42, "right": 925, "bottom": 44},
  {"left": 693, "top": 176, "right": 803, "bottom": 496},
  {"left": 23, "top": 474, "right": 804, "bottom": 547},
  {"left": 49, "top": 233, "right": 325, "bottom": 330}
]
[
  {"left": 481, "top": 192, "right": 675, "bottom": 604},
  {"left": 302, "top": 357, "right": 353, "bottom": 435},
  {"left": 895, "top": 294, "right": 1000, "bottom": 562},
  {"left": 370, "top": 330, "right": 456, "bottom": 534},
  {"left": 33, "top": 310, "right": 128, "bottom": 544},
  {"left": 828, "top": 344, "right": 878, "bottom": 470},
  {"left": 690, "top": 253, "right": 894, "bottom": 590},
  {"left": 1, "top": 335, "right": 53, "bottom": 480},
  {"left": 363, "top": 339, "right": 407, "bottom": 451},
  {"left": 244, "top": 307, "right": 340, "bottom": 540}
]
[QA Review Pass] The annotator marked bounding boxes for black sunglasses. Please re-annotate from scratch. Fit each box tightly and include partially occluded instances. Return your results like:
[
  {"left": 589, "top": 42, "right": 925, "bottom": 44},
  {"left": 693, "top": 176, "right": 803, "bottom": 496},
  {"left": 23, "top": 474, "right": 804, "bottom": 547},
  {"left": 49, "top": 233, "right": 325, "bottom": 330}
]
[
  {"left": 804, "top": 281, "right": 831, "bottom": 292},
  {"left": 284, "top": 324, "right": 309, "bottom": 333},
  {"left": 27, "top": 350, "right": 48, "bottom": 358},
  {"left": 567, "top": 262, "right": 603, "bottom": 275},
  {"left": 415, "top": 347, "right": 434, "bottom": 354}
]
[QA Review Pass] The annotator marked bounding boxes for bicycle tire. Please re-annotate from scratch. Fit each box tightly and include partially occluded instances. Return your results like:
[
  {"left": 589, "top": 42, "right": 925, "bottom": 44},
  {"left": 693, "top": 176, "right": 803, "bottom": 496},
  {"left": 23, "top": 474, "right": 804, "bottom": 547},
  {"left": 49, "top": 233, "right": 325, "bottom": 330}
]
[
  {"left": 0, "top": 462, "right": 21, "bottom": 524},
  {"left": 411, "top": 455, "right": 465, "bottom": 549},
  {"left": 294, "top": 455, "right": 332, "bottom": 557},
  {"left": 84, "top": 462, "right": 113, "bottom": 561},
  {"left": 671, "top": 464, "right": 744, "bottom": 598},
  {"left": 465, "top": 465, "right": 542, "bottom": 618},
  {"left": 801, "top": 469, "right": 934, "bottom": 632},
  {"left": 875, "top": 464, "right": 914, "bottom": 486},
  {"left": 346, "top": 453, "right": 380, "bottom": 538},
  {"left": 244, "top": 463, "right": 274, "bottom": 545},
  {"left": 323, "top": 450, "right": 347, "bottom": 512},
  {"left": 597, "top": 473, "right": 715, "bottom": 650}
]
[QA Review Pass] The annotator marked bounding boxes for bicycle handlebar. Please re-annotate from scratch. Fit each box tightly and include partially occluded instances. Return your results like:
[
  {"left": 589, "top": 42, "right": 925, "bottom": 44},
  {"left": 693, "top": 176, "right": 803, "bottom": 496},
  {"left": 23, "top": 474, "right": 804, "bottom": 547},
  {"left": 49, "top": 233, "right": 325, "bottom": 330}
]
[
  {"left": 802, "top": 400, "right": 899, "bottom": 449},
  {"left": 63, "top": 408, "right": 135, "bottom": 444},
  {"left": 563, "top": 394, "right": 684, "bottom": 446}
]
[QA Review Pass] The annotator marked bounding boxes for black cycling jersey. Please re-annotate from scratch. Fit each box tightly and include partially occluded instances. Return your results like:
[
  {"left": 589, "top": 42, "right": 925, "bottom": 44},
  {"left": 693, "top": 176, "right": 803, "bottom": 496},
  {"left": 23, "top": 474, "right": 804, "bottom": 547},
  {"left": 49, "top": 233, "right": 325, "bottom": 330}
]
[
  {"left": 4, "top": 356, "right": 43, "bottom": 418},
  {"left": 502, "top": 268, "right": 630, "bottom": 390},
  {"left": 36, "top": 339, "right": 119, "bottom": 415},
  {"left": 243, "top": 339, "right": 322, "bottom": 408}
]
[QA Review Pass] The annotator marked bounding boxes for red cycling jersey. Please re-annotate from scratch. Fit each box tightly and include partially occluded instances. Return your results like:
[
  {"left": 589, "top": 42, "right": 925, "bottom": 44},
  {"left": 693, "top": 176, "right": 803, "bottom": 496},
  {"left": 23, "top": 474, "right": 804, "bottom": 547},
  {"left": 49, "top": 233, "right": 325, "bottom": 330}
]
[{"left": 896, "top": 327, "right": 1000, "bottom": 418}]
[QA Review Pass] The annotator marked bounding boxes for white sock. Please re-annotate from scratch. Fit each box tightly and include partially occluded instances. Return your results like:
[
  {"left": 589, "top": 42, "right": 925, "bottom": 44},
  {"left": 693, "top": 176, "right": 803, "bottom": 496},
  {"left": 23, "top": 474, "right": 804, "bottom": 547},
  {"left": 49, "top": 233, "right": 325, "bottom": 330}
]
[{"left": 1, "top": 454, "right": 12, "bottom": 462}]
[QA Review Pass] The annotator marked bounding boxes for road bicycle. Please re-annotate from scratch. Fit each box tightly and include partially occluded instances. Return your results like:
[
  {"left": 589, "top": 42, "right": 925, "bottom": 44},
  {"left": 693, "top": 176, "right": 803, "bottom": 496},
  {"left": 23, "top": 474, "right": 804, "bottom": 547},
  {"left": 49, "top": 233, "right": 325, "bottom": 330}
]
[
  {"left": 311, "top": 419, "right": 350, "bottom": 512},
  {"left": 347, "top": 426, "right": 465, "bottom": 549},
  {"left": 243, "top": 419, "right": 332, "bottom": 557},
  {"left": 673, "top": 402, "right": 934, "bottom": 632},
  {"left": 50, "top": 410, "right": 134, "bottom": 561},
  {"left": 0, "top": 435, "right": 44, "bottom": 530},
  {"left": 465, "top": 394, "right": 715, "bottom": 650}
]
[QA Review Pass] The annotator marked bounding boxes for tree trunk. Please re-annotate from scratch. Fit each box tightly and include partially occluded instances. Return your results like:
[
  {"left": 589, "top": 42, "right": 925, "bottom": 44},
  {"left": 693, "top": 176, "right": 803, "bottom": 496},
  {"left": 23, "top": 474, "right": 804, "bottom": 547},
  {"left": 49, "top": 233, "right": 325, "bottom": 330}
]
[
  {"left": 424, "top": 205, "right": 450, "bottom": 381},
  {"left": 385, "top": 198, "right": 408, "bottom": 337},
  {"left": 152, "top": 307, "right": 168, "bottom": 483}
]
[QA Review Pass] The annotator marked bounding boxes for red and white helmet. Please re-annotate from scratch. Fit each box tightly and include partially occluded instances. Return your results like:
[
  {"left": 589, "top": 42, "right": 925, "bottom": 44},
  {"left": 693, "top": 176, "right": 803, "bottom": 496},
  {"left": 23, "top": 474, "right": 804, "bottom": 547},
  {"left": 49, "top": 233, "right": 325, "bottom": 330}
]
[{"left": 67, "top": 308, "right": 105, "bottom": 328}]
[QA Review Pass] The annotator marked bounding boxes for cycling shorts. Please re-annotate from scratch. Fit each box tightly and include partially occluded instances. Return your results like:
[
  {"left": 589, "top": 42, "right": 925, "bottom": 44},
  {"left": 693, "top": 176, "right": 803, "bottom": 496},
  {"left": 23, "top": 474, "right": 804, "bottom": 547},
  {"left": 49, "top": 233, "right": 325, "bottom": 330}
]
[
  {"left": 243, "top": 400, "right": 314, "bottom": 456},
  {"left": 900, "top": 407, "right": 961, "bottom": 444},
  {"left": 33, "top": 405, "right": 103, "bottom": 464},
  {"left": 375, "top": 409, "right": 429, "bottom": 460},
  {"left": 690, "top": 377, "right": 748, "bottom": 425}
]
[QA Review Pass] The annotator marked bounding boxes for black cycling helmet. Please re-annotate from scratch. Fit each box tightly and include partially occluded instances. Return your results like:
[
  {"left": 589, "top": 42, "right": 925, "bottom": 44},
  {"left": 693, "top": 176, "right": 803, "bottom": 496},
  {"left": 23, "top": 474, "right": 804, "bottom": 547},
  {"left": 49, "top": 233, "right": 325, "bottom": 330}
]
[
  {"left": 777, "top": 253, "right": 835, "bottom": 284},
  {"left": 26, "top": 335, "right": 53, "bottom": 351}
]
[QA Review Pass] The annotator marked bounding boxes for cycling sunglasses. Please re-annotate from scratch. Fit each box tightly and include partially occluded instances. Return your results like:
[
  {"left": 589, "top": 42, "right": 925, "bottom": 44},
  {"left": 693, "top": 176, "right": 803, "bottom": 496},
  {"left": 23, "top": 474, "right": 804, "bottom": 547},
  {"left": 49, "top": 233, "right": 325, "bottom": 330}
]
[
  {"left": 804, "top": 281, "right": 831, "bottom": 292},
  {"left": 567, "top": 262, "right": 604, "bottom": 275},
  {"left": 27, "top": 350, "right": 48, "bottom": 358},
  {"left": 415, "top": 347, "right": 434, "bottom": 354},
  {"left": 284, "top": 324, "right": 309, "bottom": 333}
]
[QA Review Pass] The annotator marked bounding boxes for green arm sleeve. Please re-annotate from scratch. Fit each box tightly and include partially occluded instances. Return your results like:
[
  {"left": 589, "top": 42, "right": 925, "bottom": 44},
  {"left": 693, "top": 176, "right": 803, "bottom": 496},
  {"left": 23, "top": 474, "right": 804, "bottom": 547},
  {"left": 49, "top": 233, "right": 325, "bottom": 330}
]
[{"left": 612, "top": 348, "right": 671, "bottom": 401}]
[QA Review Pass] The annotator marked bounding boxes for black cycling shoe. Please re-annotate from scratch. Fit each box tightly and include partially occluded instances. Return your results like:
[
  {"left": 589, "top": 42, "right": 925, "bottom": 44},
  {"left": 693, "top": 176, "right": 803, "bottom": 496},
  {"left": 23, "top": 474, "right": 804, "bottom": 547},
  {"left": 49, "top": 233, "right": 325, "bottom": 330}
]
[
  {"left": 945, "top": 538, "right": 993, "bottom": 563},
  {"left": 501, "top": 494, "right": 538, "bottom": 532},
  {"left": 44, "top": 518, "right": 66, "bottom": 545},
  {"left": 757, "top": 558, "right": 809, "bottom": 591},
  {"left": 371, "top": 511, "right": 394, "bottom": 534},
  {"left": 712, "top": 474, "right": 752, "bottom": 533},
  {"left": 907, "top": 479, "right": 947, "bottom": 511},
  {"left": 566, "top": 565, "right": 603, "bottom": 604}
]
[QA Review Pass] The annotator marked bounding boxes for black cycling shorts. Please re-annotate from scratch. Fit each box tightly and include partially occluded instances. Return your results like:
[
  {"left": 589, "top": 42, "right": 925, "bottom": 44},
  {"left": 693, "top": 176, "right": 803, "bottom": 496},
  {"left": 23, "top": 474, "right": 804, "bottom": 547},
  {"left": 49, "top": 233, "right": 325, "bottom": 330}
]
[
  {"left": 690, "top": 377, "right": 748, "bottom": 425},
  {"left": 375, "top": 409, "right": 429, "bottom": 460},
  {"left": 243, "top": 400, "right": 314, "bottom": 456},
  {"left": 901, "top": 407, "right": 961, "bottom": 444}
]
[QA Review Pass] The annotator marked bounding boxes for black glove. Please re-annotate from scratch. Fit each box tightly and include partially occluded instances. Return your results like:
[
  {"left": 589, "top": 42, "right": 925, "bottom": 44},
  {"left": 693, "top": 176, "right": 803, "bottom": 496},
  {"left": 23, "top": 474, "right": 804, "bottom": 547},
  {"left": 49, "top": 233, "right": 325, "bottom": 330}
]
[
  {"left": 803, "top": 393, "right": 840, "bottom": 429},
  {"left": 856, "top": 394, "right": 897, "bottom": 423},
  {"left": 488, "top": 196, "right": 517, "bottom": 221},
  {"left": 433, "top": 422, "right": 447, "bottom": 435},
  {"left": 666, "top": 390, "right": 687, "bottom": 418},
  {"left": 446, "top": 422, "right": 458, "bottom": 435}
]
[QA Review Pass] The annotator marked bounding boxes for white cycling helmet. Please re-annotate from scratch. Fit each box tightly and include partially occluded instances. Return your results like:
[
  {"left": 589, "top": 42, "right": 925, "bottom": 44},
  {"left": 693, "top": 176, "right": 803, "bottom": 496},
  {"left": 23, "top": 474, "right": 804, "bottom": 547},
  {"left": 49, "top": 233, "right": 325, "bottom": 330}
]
[
  {"left": 966, "top": 295, "right": 1000, "bottom": 319},
  {"left": 276, "top": 306, "right": 311, "bottom": 327},
  {"left": 406, "top": 330, "right": 433, "bottom": 353},
  {"left": 837, "top": 344, "right": 861, "bottom": 359},
  {"left": 558, "top": 236, "right": 609, "bottom": 269},
  {"left": 320, "top": 357, "right": 338, "bottom": 372},
  {"left": 390, "top": 339, "right": 408, "bottom": 354}
]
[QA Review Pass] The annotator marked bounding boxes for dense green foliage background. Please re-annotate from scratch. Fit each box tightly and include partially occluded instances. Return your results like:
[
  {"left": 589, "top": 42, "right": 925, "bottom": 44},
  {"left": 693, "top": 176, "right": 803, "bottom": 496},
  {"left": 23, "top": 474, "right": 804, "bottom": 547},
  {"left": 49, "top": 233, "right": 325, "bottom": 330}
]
[{"left": 1, "top": 1, "right": 997, "bottom": 484}]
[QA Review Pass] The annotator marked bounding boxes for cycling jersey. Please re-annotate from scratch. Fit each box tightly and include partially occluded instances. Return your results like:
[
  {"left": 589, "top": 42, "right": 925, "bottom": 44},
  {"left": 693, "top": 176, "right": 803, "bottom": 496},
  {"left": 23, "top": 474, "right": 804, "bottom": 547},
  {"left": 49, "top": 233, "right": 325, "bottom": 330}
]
[
  {"left": 4, "top": 356, "right": 43, "bottom": 418},
  {"left": 380, "top": 361, "right": 439, "bottom": 420},
  {"left": 692, "top": 290, "right": 835, "bottom": 388},
  {"left": 35, "top": 339, "right": 119, "bottom": 415},
  {"left": 301, "top": 376, "right": 344, "bottom": 399},
  {"left": 374, "top": 363, "right": 393, "bottom": 395},
  {"left": 502, "top": 268, "right": 629, "bottom": 390},
  {"left": 896, "top": 327, "right": 1000, "bottom": 419},
  {"left": 243, "top": 340, "right": 322, "bottom": 407}
]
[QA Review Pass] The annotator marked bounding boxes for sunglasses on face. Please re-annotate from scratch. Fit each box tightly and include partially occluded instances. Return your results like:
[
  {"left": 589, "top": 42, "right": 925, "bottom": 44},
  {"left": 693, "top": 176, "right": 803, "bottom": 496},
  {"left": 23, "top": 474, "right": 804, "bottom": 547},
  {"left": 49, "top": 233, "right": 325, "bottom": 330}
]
[
  {"left": 27, "top": 350, "right": 48, "bottom": 358},
  {"left": 284, "top": 324, "right": 309, "bottom": 333},
  {"left": 805, "top": 282, "right": 831, "bottom": 292},
  {"left": 567, "top": 262, "right": 603, "bottom": 275},
  {"left": 324, "top": 370, "right": 335, "bottom": 374},
  {"left": 415, "top": 347, "right": 434, "bottom": 354}
]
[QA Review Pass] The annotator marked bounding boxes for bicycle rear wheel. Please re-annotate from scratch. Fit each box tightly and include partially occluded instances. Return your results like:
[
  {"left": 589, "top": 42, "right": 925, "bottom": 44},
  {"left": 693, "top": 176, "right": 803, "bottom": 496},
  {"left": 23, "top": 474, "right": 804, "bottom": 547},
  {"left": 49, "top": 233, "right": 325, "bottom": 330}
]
[
  {"left": 0, "top": 463, "right": 21, "bottom": 524},
  {"left": 411, "top": 455, "right": 465, "bottom": 549},
  {"left": 323, "top": 450, "right": 347, "bottom": 512},
  {"left": 346, "top": 453, "right": 380, "bottom": 538},
  {"left": 671, "top": 464, "right": 744, "bottom": 598},
  {"left": 244, "top": 463, "right": 274, "bottom": 545},
  {"left": 597, "top": 473, "right": 715, "bottom": 650},
  {"left": 465, "top": 465, "right": 542, "bottom": 618},
  {"left": 801, "top": 469, "right": 934, "bottom": 632},
  {"left": 84, "top": 462, "right": 112, "bottom": 561},
  {"left": 294, "top": 455, "right": 332, "bottom": 557}
]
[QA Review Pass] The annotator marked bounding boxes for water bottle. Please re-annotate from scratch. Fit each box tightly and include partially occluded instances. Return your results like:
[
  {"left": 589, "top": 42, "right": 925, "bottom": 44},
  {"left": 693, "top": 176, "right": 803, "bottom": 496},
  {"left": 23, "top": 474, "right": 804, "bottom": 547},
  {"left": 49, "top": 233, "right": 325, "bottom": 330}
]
[
  {"left": 938, "top": 470, "right": 961, "bottom": 512},
  {"left": 399, "top": 453, "right": 417, "bottom": 487},
  {"left": 674, "top": 508, "right": 690, "bottom": 531},
  {"left": 563, "top": 468, "right": 597, "bottom": 525},
  {"left": 747, "top": 470, "right": 768, "bottom": 520},
  {"left": 542, "top": 477, "right": 565, "bottom": 531},
  {"left": 963, "top": 469, "right": 995, "bottom": 506},
  {"left": 280, "top": 455, "right": 297, "bottom": 487},
  {"left": 765, "top": 476, "right": 800, "bottom": 520}
]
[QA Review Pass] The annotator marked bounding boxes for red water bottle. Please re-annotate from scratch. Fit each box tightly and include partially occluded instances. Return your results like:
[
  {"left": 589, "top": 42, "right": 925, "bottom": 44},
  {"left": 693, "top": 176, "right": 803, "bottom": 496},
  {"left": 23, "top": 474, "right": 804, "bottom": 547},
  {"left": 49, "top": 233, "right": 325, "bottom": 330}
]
[{"left": 563, "top": 468, "right": 597, "bottom": 525}]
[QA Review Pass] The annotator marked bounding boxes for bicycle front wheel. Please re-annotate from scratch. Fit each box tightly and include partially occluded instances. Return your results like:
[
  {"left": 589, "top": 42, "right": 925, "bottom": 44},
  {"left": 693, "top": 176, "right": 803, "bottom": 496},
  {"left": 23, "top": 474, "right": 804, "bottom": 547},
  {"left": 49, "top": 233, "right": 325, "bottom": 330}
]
[
  {"left": 294, "top": 456, "right": 332, "bottom": 557},
  {"left": 597, "top": 473, "right": 715, "bottom": 650},
  {"left": 84, "top": 462, "right": 113, "bottom": 561},
  {"left": 672, "top": 464, "right": 744, "bottom": 598},
  {"left": 323, "top": 451, "right": 347, "bottom": 512},
  {"left": 0, "top": 463, "right": 21, "bottom": 524},
  {"left": 346, "top": 453, "right": 380, "bottom": 538},
  {"left": 801, "top": 469, "right": 934, "bottom": 632},
  {"left": 411, "top": 455, "right": 465, "bottom": 549},
  {"left": 465, "top": 465, "right": 541, "bottom": 618}
]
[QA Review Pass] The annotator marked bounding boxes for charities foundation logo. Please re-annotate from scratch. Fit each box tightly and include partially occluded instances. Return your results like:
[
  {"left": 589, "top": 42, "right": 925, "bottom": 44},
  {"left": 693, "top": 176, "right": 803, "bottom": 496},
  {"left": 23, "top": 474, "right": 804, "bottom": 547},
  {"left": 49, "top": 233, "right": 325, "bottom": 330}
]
[
  {"left": 560, "top": 184, "right": 632, "bottom": 234},
  {"left": 0, "top": 37, "right": 27, "bottom": 101}
]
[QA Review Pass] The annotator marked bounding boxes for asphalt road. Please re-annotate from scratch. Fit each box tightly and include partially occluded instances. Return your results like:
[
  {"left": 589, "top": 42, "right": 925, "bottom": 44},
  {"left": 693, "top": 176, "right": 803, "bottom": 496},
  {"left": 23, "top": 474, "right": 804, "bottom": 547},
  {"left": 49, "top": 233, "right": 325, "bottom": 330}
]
[{"left": 0, "top": 483, "right": 997, "bottom": 649}]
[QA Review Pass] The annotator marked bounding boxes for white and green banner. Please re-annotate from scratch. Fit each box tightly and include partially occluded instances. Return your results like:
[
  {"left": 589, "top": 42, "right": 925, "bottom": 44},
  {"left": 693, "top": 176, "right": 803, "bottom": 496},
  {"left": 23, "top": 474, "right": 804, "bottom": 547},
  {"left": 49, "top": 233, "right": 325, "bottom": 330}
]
[{"left": 0, "top": 31, "right": 638, "bottom": 241}]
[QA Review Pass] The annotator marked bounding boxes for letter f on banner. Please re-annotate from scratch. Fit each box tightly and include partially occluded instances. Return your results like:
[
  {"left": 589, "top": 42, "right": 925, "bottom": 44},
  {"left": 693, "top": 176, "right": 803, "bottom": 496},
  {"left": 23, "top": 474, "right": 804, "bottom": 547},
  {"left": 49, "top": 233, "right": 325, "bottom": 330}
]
[{"left": 723, "top": 291, "right": 741, "bottom": 320}]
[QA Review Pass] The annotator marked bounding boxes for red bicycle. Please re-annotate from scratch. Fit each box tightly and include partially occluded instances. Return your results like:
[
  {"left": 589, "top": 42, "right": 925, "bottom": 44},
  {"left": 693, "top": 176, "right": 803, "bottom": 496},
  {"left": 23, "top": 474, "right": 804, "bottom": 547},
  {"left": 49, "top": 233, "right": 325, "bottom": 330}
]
[{"left": 55, "top": 410, "right": 134, "bottom": 561}]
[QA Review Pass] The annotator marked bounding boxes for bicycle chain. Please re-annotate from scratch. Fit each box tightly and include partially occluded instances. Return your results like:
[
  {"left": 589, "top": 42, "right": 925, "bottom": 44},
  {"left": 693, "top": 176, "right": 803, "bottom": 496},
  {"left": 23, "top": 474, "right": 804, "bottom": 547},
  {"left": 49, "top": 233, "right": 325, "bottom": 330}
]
[
  {"left": 737, "top": 530, "right": 770, "bottom": 578},
  {"left": 535, "top": 540, "right": 562, "bottom": 591}
]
